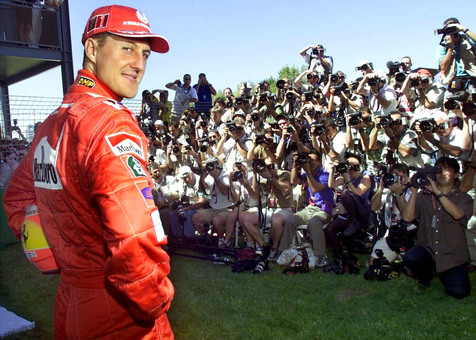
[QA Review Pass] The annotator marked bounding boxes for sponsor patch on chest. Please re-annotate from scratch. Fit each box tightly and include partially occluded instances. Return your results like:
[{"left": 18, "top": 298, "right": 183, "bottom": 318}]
[{"left": 105, "top": 132, "right": 145, "bottom": 160}]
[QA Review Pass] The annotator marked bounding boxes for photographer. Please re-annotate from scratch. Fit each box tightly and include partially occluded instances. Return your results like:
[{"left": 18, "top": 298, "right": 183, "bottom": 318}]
[
  {"left": 325, "top": 157, "right": 372, "bottom": 257},
  {"left": 401, "top": 69, "right": 446, "bottom": 112},
  {"left": 355, "top": 60, "right": 374, "bottom": 76},
  {"left": 217, "top": 116, "right": 253, "bottom": 172},
  {"left": 294, "top": 70, "right": 321, "bottom": 93},
  {"left": 197, "top": 130, "right": 225, "bottom": 165},
  {"left": 278, "top": 150, "right": 335, "bottom": 268},
  {"left": 275, "top": 116, "right": 310, "bottom": 171},
  {"left": 191, "top": 158, "right": 234, "bottom": 247},
  {"left": 402, "top": 157, "right": 473, "bottom": 299},
  {"left": 356, "top": 70, "right": 397, "bottom": 117},
  {"left": 166, "top": 74, "right": 198, "bottom": 123},
  {"left": 369, "top": 163, "right": 416, "bottom": 266},
  {"left": 0, "top": 149, "right": 19, "bottom": 187},
  {"left": 239, "top": 158, "right": 293, "bottom": 261},
  {"left": 370, "top": 112, "right": 424, "bottom": 168},
  {"left": 209, "top": 106, "right": 226, "bottom": 135},
  {"left": 148, "top": 162, "right": 172, "bottom": 236},
  {"left": 416, "top": 110, "right": 466, "bottom": 162},
  {"left": 437, "top": 18, "right": 476, "bottom": 90},
  {"left": 310, "top": 117, "right": 347, "bottom": 172},
  {"left": 154, "top": 89, "right": 172, "bottom": 126},
  {"left": 247, "top": 129, "right": 278, "bottom": 164},
  {"left": 167, "top": 165, "right": 208, "bottom": 238},
  {"left": 193, "top": 73, "right": 216, "bottom": 115},
  {"left": 299, "top": 44, "right": 333, "bottom": 76}
]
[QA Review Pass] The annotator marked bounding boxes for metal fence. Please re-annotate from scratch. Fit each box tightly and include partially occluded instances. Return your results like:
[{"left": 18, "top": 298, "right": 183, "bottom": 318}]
[{"left": 1, "top": 95, "right": 141, "bottom": 142}]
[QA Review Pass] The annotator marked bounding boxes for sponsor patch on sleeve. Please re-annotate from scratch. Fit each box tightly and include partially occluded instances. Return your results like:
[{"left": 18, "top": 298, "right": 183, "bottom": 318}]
[
  {"left": 77, "top": 76, "right": 95, "bottom": 88},
  {"left": 151, "top": 209, "right": 165, "bottom": 242},
  {"left": 135, "top": 180, "right": 155, "bottom": 208},
  {"left": 120, "top": 155, "right": 147, "bottom": 178},
  {"left": 106, "top": 132, "right": 145, "bottom": 160}
]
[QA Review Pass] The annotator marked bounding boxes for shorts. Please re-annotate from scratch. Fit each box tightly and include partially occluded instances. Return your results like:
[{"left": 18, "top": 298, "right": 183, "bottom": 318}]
[
  {"left": 197, "top": 208, "right": 232, "bottom": 224},
  {"left": 245, "top": 206, "right": 293, "bottom": 226}
]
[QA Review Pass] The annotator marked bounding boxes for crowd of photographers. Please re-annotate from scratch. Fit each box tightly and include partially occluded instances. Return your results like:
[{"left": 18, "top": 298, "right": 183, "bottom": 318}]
[{"left": 137, "top": 17, "right": 476, "bottom": 298}]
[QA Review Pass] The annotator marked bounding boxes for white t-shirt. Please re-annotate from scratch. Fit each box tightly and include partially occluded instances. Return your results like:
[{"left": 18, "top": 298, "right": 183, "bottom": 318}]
[{"left": 204, "top": 171, "right": 233, "bottom": 209}]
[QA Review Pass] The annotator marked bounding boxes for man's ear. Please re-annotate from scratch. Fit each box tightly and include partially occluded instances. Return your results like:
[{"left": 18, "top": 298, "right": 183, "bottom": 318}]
[{"left": 84, "top": 38, "right": 99, "bottom": 65}]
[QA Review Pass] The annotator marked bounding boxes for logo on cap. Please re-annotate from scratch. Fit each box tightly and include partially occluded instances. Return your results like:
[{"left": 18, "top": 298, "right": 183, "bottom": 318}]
[
  {"left": 87, "top": 14, "right": 109, "bottom": 34},
  {"left": 136, "top": 11, "right": 148, "bottom": 24}
]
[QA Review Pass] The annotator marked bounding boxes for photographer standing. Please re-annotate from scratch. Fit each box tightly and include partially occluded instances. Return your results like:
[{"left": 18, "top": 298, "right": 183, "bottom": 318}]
[
  {"left": 193, "top": 73, "right": 216, "bottom": 115},
  {"left": 401, "top": 69, "right": 446, "bottom": 113},
  {"left": 356, "top": 70, "right": 397, "bottom": 117},
  {"left": 300, "top": 44, "right": 333, "bottom": 76},
  {"left": 166, "top": 74, "right": 198, "bottom": 123},
  {"left": 402, "top": 157, "right": 473, "bottom": 299},
  {"left": 438, "top": 18, "right": 476, "bottom": 91}
]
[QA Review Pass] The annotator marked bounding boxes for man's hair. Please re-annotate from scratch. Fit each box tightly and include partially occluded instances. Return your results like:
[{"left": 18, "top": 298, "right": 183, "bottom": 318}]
[
  {"left": 308, "top": 149, "right": 321, "bottom": 160},
  {"left": 210, "top": 106, "right": 224, "bottom": 116},
  {"left": 435, "top": 156, "right": 460, "bottom": 174},
  {"left": 401, "top": 56, "right": 412, "bottom": 63},
  {"left": 82, "top": 32, "right": 111, "bottom": 66},
  {"left": 199, "top": 73, "right": 206, "bottom": 78},
  {"left": 183, "top": 74, "right": 191, "bottom": 80},
  {"left": 389, "top": 163, "right": 409, "bottom": 176},
  {"left": 321, "top": 117, "right": 336, "bottom": 129},
  {"left": 214, "top": 97, "right": 225, "bottom": 106},
  {"left": 444, "top": 17, "right": 459, "bottom": 26}
]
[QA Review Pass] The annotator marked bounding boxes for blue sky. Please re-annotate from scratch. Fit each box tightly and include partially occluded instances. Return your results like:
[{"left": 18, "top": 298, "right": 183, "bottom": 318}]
[{"left": 10, "top": 0, "right": 476, "bottom": 99}]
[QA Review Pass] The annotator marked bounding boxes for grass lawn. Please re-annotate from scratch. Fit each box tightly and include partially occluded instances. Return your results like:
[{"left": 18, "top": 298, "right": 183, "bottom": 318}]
[{"left": 1, "top": 242, "right": 476, "bottom": 339}]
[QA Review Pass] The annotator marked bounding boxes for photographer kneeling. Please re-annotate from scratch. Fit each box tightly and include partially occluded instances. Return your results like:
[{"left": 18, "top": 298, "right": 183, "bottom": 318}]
[
  {"left": 401, "top": 157, "right": 473, "bottom": 299},
  {"left": 325, "top": 157, "right": 372, "bottom": 257}
]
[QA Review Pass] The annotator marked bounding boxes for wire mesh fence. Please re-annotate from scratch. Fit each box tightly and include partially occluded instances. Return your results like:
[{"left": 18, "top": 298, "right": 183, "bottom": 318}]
[{"left": 1, "top": 95, "right": 141, "bottom": 142}]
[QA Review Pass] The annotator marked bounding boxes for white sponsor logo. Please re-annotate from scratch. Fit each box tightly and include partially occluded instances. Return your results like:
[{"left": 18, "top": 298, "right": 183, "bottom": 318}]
[
  {"left": 106, "top": 132, "right": 145, "bottom": 160},
  {"left": 33, "top": 136, "right": 63, "bottom": 190},
  {"left": 151, "top": 209, "right": 165, "bottom": 242},
  {"left": 136, "top": 11, "right": 149, "bottom": 24}
]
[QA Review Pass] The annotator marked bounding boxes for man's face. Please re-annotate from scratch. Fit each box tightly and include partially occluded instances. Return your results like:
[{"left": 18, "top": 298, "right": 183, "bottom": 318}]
[
  {"left": 93, "top": 35, "right": 151, "bottom": 99},
  {"left": 212, "top": 111, "right": 222, "bottom": 123},
  {"left": 183, "top": 173, "right": 193, "bottom": 185},
  {"left": 436, "top": 164, "right": 458, "bottom": 187},
  {"left": 199, "top": 74, "right": 206, "bottom": 82},
  {"left": 401, "top": 58, "right": 412, "bottom": 71},
  {"left": 436, "top": 120, "right": 451, "bottom": 137},
  {"left": 309, "top": 154, "right": 321, "bottom": 172},
  {"left": 394, "top": 169, "right": 408, "bottom": 187},
  {"left": 183, "top": 75, "right": 191, "bottom": 86},
  {"left": 224, "top": 88, "right": 232, "bottom": 97}
]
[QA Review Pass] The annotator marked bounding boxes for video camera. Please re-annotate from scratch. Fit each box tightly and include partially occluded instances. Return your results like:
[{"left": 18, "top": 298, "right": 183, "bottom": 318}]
[
  {"left": 410, "top": 165, "right": 441, "bottom": 188},
  {"left": 386, "top": 61, "right": 403, "bottom": 75}
]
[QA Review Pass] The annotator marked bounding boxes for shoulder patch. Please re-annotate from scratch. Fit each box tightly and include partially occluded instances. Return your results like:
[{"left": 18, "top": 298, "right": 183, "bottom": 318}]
[
  {"left": 106, "top": 132, "right": 145, "bottom": 160},
  {"left": 120, "top": 155, "right": 147, "bottom": 178},
  {"left": 77, "top": 76, "right": 95, "bottom": 89},
  {"left": 135, "top": 180, "right": 155, "bottom": 208}
]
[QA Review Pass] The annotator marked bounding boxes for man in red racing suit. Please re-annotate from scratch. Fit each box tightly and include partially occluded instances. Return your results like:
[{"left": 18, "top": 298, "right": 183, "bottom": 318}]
[{"left": 4, "top": 5, "right": 174, "bottom": 339}]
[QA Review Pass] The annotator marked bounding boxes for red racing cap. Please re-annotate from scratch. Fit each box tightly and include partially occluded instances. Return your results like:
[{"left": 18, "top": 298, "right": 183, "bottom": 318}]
[{"left": 82, "top": 5, "right": 169, "bottom": 53}]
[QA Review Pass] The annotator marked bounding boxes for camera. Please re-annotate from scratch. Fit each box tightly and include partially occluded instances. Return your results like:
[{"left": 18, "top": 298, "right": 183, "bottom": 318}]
[
  {"left": 260, "top": 92, "right": 269, "bottom": 102},
  {"left": 368, "top": 77, "right": 378, "bottom": 87},
  {"left": 252, "top": 159, "right": 266, "bottom": 173},
  {"left": 348, "top": 112, "right": 363, "bottom": 126},
  {"left": 364, "top": 249, "right": 399, "bottom": 281},
  {"left": 205, "top": 161, "right": 216, "bottom": 172},
  {"left": 286, "top": 125, "right": 295, "bottom": 133},
  {"left": 311, "top": 123, "right": 326, "bottom": 136},
  {"left": 276, "top": 79, "right": 285, "bottom": 89},
  {"left": 435, "top": 25, "right": 458, "bottom": 35},
  {"left": 235, "top": 96, "right": 244, "bottom": 105},
  {"left": 304, "top": 91, "right": 314, "bottom": 101},
  {"left": 381, "top": 173, "right": 400, "bottom": 187},
  {"left": 418, "top": 117, "right": 437, "bottom": 133},
  {"left": 356, "top": 63, "right": 373, "bottom": 71},
  {"left": 336, "top": 113, "right": 346, "bottom": 128},
  {"left": 410, "top": 165, "right": 441, "bottom": 188},
  {"left": 410, "top": 77, "right": 421, "bottom": 88},
  {"left": 231, "top": 170, "right": 244, "bottom": 181},
  {"left": 334, "top": 161, "right": 349, "bottom": 174},
  {"left": 444, "top": 92, "right": 466, "bottom": 110},
  {"left": 378, "top": 114, "right": 392, "bottom": 128},
  {"left": 251, "top": 112, "right": 260, "bottom": 122},
  {"left": 296, "top": 152, "right": 310, "bottom": 165},
  {"left": 172, "top": 196, "right": 191, "bottom": 223},
  {"left": 330, "top": 74, "right": 339, "bottom": 82},
  {"left": 333, "top": 82, "right": 348, "bottom": 96},
  {"left": 394, "top": 72, "right": 407, "bottom": 83},
  {"left": 387, "top": 61, "right": 403, "bottom": 75},
  {"left": 199, "top": 140, "right": 209, "bottom": 153},
  {"left": 285, "top": 91, "right": 295, "bottom": 100}
]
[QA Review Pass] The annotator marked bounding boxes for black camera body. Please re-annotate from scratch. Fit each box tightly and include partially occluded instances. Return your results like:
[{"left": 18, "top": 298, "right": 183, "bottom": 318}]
[
  {"left": 276, "top": 79, "right": 285, "bottom": 89},
  {"left": 418, "top": 117, "right": 437, "bottom": 133},
  {"left": 381, "top": 173, "right": 400, "bottom": 187},
  {"left": 435, "top": 25, "right": 458, "bottom": 35},
  {"left": 368, "top": 77, "right": 379, "bottom": 87},
  {"left": 378, "top": 114, "right": 392, "bottom": 128},
  {"left": 463, "top": 102, "right": 476, "bottom": 116},
  {"left": 330, "top": 74, "right": 339, "bottom": 82},
  {"left": 251, "top": 112, "right": 260, "bottom": 121},
  {"left": 410, "top": 165, "right": 441, "bottom": 188},
  {"left": 333, "top": 82, "right": 348, "bottom": 96},
  {"left": 296, "top": 152, "right": 309, "bottom": 165},
  {"left": 444, "top": 92, "right": 466, "bottom": 110},
  {"left": 252, "top": 159, "right": 266, "bottom": 173},
  {"left": 231, "top": 170, "right": 244, "bottom": 181},
  {"left": 304, "top": 91, "right": 314, "bottom": 101},
  {"left": 410, "top": 77, "right": 421, "bottom": 88},
  {"left": 348, "top": 112, "right": 363, "bottom": 126},
  {"left": 394, "top": 72, "right": 407, "bottom": 83},
  {"left": 235, "top": 97, "right": 244, "bottom": 105},
  {"left": 311, "top": 123, "right": 326, "bottom": 136},
  {"left": 364, "top": 249, "right": 399, "bottom": 281},
  {"left": 334, "top": 161, "right": 349, "bottom": 174}
]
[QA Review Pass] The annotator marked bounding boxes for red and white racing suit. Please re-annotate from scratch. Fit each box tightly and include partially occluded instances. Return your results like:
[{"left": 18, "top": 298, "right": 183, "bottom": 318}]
[{"left": 4, "top": 70, "right": 174, "bottom": 339}]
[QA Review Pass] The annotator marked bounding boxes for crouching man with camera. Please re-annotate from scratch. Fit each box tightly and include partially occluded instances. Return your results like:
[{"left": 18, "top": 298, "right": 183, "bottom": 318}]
[
  {"left": 278, "top": 150, "right": 335, "bottom": 268},
  {"left": 401, "top": 157, "right": 473, "bottom": 298}
]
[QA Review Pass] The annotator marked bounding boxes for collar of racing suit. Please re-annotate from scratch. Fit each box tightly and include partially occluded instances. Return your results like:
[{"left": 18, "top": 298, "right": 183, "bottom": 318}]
[{"left": 70, "top": 69, "right": 123, "bottom": 102}]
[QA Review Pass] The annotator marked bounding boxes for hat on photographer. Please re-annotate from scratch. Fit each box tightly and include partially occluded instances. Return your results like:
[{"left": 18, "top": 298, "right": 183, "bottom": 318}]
[
  {"left": 374, "top": 70, "right": 387, "bottom": 83},
  {"left": 233, "top": 110, "right": 247, "bottom": 120},
  {"left": 178, "top": 165, "right": 192, "bottom": 178},
  {"left": 154, "top": 120, "right": 165, "bottom": 127}
]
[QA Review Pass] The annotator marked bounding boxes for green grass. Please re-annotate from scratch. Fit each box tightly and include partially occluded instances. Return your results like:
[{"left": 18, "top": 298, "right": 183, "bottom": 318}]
[{"left": 1, "top": 243, "right": 476, "bottom": 339}]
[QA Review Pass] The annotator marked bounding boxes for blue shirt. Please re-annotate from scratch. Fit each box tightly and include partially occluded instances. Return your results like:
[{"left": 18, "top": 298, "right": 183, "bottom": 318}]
[
  {"left": 301, "top": 166, "right": 335, "bottom": 214},
  {"left": 193, "top": 83, "right": 213, "bottom": 113},
  {"left": 437, "top": 33, "right": 476, "bottom": 77}
]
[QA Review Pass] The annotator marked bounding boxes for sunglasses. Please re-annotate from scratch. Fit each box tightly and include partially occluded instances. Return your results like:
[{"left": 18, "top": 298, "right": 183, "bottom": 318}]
[
  {"left": 349, "top": 164, "right": 360, "bottom": 171},
  {"left": 437, "top": 122, "right": 449, "bottom": 129}
]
